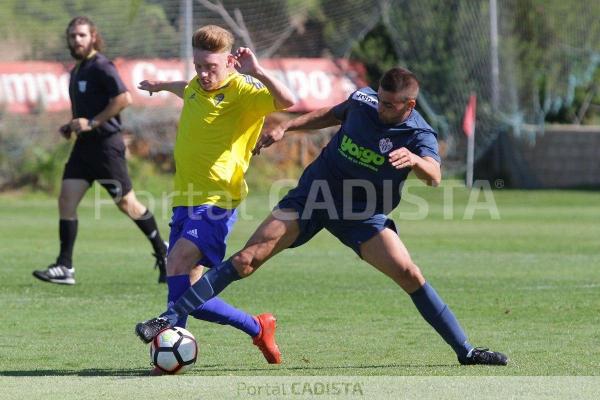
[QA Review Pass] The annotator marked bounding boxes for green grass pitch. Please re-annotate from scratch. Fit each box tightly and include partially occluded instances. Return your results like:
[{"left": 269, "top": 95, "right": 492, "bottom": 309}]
[{"left": 1, "top": 180, "right": 599, "bottom": 398}]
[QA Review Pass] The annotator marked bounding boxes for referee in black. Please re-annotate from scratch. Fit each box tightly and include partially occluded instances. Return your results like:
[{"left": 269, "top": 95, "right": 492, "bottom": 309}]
[{"left": 33, "top": 16, "right": 167, "bottom": 285}]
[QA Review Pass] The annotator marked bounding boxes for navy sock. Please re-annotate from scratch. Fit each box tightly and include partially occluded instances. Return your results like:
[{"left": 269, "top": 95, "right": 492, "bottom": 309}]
[
  {"left": 56, "top": 219, "right": 77, "bottom": 268},
  {"left": 190, "top": 297, "right": 260, "bottom": 337},
  {"left": 167, "top": 275, "right": 190, "bottom": 327},
  {"left": 134, "top": 210, "right": 166, "bottom": 255},
  {"left": 410, "top": 282, "right": 473, "bottom": 359},
  {"left": 171, "top": 260, "right": 241, "bottom": 318}
]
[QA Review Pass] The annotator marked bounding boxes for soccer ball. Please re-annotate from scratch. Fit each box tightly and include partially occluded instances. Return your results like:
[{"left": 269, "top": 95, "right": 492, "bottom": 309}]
[{"left": 150, "top": 327, "right": 198, "bottom": 374}]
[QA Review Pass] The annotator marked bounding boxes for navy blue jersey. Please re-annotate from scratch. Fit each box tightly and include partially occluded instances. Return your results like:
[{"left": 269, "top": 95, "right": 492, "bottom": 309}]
[
  {"left": 296, "top": 87, "right": 440, "bottom": 216},
  {"left": 69, "top": 53, "right": 127, "bottom": 139}
]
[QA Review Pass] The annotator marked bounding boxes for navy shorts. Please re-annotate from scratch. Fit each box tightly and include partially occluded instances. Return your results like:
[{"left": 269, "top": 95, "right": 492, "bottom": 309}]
[
  {"left": 168, "top": 205, "right": 238, "bottom": 267},
  {"left": 277, "top": 190, "right": 397, "bottom": 258}
]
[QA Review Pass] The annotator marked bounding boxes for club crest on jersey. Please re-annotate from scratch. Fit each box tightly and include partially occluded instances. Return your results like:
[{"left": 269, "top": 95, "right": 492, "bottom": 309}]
[
  {"left": 379, "top": 138, "right": 393, "bottom": 154},
  {"left": 78, "top": 81, "right": 87, "bottom": 93},
  {"left": 213, "top": 93, "right": 225, "bottom": 106}
]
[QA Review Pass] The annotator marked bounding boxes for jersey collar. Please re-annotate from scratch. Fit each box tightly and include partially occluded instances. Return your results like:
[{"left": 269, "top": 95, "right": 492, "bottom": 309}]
[
  {"left": 75, "top": 50, "right": 98, "bottom": 67},
  {"left": 194, "top": 72, "right": 237, "bottom": 93}
]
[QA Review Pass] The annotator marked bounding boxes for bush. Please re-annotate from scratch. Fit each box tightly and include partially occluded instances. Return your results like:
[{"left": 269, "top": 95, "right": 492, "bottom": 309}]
[
  {"left": 0, "top": 113, "right": 151, "bottom": 193},
  {"left": 0, "top": 113, "right": 71, "bottom": 193}
]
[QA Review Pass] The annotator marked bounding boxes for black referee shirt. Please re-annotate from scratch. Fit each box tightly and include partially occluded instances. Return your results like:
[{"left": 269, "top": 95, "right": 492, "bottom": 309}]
[{"left": 69, "top": 52, "right": 128, "bottom": 139}]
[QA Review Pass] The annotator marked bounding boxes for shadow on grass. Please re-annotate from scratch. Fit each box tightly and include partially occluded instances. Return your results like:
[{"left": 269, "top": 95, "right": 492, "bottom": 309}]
[
  {"left": 194, "top": 363, "right": 458, "bottom": 373},
  {"left": 0, "top": 363, "right": 457, "bottom": 377},
  {"left": 0, "top": 368, "right": 153, "bottom": 377}
]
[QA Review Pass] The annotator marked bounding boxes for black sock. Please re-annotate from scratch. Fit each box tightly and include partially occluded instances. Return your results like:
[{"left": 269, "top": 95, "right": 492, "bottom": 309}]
[
  {"left": 133, "top": 210, "right": 166, "bottom": 255},
  {"left": 56, "top": 219, "right": 77, "bottom": 268}
]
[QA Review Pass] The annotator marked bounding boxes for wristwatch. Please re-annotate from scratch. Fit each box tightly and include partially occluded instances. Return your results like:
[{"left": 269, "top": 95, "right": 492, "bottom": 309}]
[{"left": 89, "top": 119, "right": 99, "bottom": 129}]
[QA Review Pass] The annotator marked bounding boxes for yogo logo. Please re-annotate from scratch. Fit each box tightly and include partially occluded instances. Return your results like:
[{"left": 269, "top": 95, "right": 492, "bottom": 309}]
[{"left": 339, "top": 135, "right": 385, "bottom": 170}]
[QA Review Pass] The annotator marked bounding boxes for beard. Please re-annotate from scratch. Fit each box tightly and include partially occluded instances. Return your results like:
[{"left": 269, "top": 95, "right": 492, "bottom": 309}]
[{"left": 69, "top": 42, "right": 94, "bottom": 60}]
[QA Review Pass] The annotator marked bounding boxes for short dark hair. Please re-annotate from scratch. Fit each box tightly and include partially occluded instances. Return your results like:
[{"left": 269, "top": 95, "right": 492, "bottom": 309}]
[
  {"left": 66, "top": 16, "right": 105, "bottom": 52},
  {"left": 380, "top": 67, "right": 419, "bottom": 98}
]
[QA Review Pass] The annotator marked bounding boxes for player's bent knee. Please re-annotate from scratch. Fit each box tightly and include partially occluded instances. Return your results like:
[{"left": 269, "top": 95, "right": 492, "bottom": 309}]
[
  {"left": 166, "top": 258, "right": 182, "bottom": 275},
  {"left": 405, "top": 263, "right": 423, "bottom": 283},
  {"left": 117, "top": 197, "right": 143, "bottom": 218},
  {"left": 58, "top": 190, "right": 74, "bottom": 205},
  {"left": 392, "top": 261, "right": 422, "bottom": 283},
  {"left": 167, "top": 258, "right": 190, "bottom": 276},
  {"left": 116, "top": 197, "right": 130, "bottom": 213},
  {"left": 396, "top": 263, "right": 424, "bottom": 291},
  {"left": 58, "top": 196, "right": 77, "bottom": 218}
]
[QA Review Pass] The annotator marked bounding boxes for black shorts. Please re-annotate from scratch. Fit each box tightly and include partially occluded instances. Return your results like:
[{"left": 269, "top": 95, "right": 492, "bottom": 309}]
[{"left": 62, "top": 134, "right": 132, "bottom": 199}]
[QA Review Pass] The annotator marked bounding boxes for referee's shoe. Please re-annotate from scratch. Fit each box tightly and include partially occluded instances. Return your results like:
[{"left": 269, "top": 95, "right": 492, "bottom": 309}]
[{"left": 33, "top": 264, "right": 75, "bottom": 285}]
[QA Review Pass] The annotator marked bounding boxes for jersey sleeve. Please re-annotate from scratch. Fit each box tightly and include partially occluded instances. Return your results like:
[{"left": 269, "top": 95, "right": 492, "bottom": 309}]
[
  {"left": 333, "top": 88, "right": 377, "bottom": 121},
  {"left": 411, "top": 130, "right": 441, "bottom": 164},
  {"left": 98, "top": 61, "right": 128, "bottom": 98},
  {"left": 240, "top": 74, "right": 277, "bottom": 117},
  {"left": 332, "top": 99, "right": 351, "bottom": 121}
]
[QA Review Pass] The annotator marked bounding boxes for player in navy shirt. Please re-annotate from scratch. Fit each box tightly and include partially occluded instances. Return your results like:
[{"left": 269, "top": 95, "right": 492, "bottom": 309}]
[
  {"left": 33, "top": 16, "right": 168, "bottom": 285},
  {"left": 135, "top": 67, "right": 508, "bottom": 366},
  {"left": 281, "top": 86, "right": 441, "bottom": 219}
]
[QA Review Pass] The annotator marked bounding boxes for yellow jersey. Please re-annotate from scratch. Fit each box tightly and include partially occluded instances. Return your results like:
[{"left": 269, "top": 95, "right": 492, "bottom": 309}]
[{"left": 172, "top": 72, "right": 276, "bottom": 208}]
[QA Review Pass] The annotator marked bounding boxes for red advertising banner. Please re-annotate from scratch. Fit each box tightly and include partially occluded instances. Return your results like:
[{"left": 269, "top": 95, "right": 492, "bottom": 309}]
[
  {"left": 0, "top": 58, "right": 367, "bottom": 114},
  {"left": 0, "top": 62, "right": 72, "bottom": 113}
]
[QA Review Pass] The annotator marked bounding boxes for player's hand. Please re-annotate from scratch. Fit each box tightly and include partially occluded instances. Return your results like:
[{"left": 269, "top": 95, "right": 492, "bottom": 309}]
[
  {"left": 137, "top": 80, "right": 162, "bottom": 96},
  {"left": 69, "top": 118, "right": 93, "bottom": 135},
  {"left": 252, "top": 123, "right": 287, "bottom": 155},
  {"left": 233, "top": 47, "right": 260, "bottom": 75},
  {"left": 389, "top": 147, "right": 418, "bottom": 169},
  {"left": 59, "top": 123, "right": 73, "bottom": 139}
]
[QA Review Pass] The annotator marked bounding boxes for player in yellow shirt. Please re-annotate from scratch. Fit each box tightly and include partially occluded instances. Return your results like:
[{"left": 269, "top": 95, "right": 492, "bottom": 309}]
[{"left": 138, "top": 25, "right": 294, "bottom": 369}]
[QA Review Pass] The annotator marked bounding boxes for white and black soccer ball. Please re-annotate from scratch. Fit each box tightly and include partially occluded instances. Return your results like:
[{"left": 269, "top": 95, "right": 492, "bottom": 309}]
[{"left": 150, "top": 327, "right": 198, "bottom": 374}]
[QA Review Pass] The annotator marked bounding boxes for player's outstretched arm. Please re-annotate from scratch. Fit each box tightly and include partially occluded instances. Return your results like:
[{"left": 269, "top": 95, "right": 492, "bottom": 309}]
[
  {"left": 138, "top": 80, "right": 187, "bottom": 99},
  {"left": 285, "top": 105, "right": 343, "bottom": 131},
  {"left": 252, "top": 105, "right": 343, "bottom": 155},
  {"left": 234, "top": 47, "right": 295, "bottom": 110},
  {"left": 389, "top": 148, "right": 442, "bottom": 186}
]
